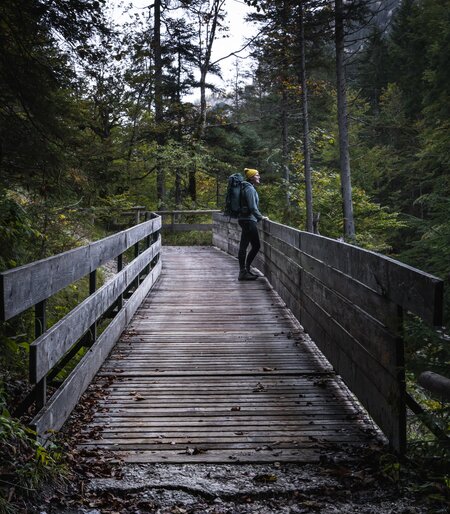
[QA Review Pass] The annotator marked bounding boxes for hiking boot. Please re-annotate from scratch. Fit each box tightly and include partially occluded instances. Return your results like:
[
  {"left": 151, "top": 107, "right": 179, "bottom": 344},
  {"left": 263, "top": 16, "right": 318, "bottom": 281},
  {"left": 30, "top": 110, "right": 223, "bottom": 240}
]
[{"left": 238, "top": 270, "right": 258, "bottom": 281}]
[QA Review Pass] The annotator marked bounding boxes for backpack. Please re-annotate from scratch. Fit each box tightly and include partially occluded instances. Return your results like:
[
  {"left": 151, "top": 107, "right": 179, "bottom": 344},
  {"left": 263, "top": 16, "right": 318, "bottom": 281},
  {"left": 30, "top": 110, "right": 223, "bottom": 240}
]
[{"left": 224, "top": 173, "right": 246, "bottom": 218}]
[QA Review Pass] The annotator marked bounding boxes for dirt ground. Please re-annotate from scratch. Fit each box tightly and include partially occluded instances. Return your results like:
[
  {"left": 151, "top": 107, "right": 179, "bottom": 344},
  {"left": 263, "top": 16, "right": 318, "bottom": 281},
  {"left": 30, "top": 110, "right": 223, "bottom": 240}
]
[{"left": 33, "top": 449, "right": 449, "bottom": 514}]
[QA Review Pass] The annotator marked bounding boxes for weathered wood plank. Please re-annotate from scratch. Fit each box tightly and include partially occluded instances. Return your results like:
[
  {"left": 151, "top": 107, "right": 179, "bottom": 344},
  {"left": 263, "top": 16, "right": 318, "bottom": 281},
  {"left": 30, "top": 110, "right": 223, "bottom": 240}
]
[
  {"left": 297, "top": 231, "right": 443, "bottom": 326},
  {"left": 0, "top": 215, "right": 161, "bottom": 321},
  {"left": 30, "top": 239, "right": 161, "bottom": 383},
  {"left": 72, "top": 247, "right": 378, "bottom": 463},
  {"left": 31, "top": 260, "right": 162, "bottom": 440},
  {"left": 301, "top": 271, "right": 400, "bottom": 373},
  {"left": 300, "top": 293, "right": 405, "bottom": 452},
  {"left": 161, "top": 223, "right": 213, "bottom": 232},
  {"left": 264, "top": 233, "right": 400, "bottom": 331},
  {"left": 114, "top": 449, "right": 323, "bottom": 464}
]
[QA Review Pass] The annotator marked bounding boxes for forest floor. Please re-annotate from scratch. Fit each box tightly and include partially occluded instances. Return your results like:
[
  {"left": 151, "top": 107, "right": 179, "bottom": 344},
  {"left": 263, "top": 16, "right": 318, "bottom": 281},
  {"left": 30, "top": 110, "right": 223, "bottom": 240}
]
[{"left": 30, "top": 438, "right": 449, "bottom": 514}]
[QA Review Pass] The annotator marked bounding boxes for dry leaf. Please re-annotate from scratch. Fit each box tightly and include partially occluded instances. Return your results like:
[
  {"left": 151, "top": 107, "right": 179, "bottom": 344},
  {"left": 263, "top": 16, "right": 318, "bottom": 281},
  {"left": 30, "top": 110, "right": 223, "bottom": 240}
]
[{"left": 253, "top": 473, "right": 278, "bottom": 483}]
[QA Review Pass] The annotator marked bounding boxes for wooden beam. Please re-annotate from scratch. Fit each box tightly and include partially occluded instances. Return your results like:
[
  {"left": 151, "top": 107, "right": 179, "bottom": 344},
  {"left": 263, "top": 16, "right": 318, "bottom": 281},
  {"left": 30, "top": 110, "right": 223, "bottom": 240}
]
[
  {"left": 0, "top": 215, "right": 161, "bottom": 321},
  {"left": 30, "top": 260, "right": 162, "bottom": 441},
  {"left": 30, "top": 239, "right": 161, "bottom": 383}
]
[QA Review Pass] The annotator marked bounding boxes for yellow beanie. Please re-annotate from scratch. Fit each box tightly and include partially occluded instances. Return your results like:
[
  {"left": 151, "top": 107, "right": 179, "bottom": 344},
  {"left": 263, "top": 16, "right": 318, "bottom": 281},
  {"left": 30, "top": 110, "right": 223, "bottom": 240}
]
[{"left": 244, "top": 168, "right": 259, "bottom": 179}]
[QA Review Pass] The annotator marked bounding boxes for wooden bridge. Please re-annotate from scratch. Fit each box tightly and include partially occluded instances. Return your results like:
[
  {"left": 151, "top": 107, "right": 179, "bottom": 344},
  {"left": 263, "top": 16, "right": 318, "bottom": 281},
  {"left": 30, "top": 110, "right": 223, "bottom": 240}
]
[{"left": 0, "top": 212, "right": 444, "bottom": 461}]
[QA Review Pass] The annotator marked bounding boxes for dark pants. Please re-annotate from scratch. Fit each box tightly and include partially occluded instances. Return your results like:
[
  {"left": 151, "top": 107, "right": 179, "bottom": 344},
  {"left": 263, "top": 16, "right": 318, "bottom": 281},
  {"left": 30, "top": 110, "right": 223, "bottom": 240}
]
[{"left": 238, "top": 220, "right": 261, "bottom": 270}]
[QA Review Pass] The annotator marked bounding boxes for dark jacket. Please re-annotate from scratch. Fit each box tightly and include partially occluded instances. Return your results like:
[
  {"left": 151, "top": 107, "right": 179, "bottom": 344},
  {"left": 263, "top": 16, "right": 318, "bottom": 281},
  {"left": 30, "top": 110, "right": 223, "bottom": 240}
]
[{"left": 238, "top": 181, "right": 263, "bottom": 222}]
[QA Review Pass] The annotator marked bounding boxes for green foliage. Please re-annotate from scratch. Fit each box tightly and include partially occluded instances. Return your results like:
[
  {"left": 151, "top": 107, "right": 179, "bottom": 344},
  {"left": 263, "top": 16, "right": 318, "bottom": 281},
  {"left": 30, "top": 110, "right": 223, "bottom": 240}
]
[
  {"left": 0, "top": 190, "right": 43, "bottom": 271},
  {"left": 92, "top": 193, "right": 135, "bottom": 226},
  {"left": 283, "top": 153, "right": 405, "bottom": 252},
  {"left": 0, "top": 1, "right": 449, "bottom": 493},
  {"left": 162, "top": 231, "right": 212, "bottom": 246},
  {"left": 0, "top": 405, "right": 67, "bottom": 513},
  {"left": 404, "top": 316, "right": 449, "bottom": 378}
]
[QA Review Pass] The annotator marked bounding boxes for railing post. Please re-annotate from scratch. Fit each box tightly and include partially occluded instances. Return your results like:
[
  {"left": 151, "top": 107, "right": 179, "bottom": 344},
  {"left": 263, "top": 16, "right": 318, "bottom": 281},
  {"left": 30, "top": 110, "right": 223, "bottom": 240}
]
[
  {"left": 395, "top": 305, "right": 407, "bottom": 454},
  {"left": 88, "top": 270, "right": 97, "bottom": 345},
  {"left": 144, "top": 212, "right": 151, "bottom": 275},
  {"left": 134, "top": 241, "right": 140, "bottom": 287},
  {"left": 34, "top": 300, "right": 47, "bottom": 411},
  {"left": 117, "top": 253, "right": 123, "bottom": 310}
]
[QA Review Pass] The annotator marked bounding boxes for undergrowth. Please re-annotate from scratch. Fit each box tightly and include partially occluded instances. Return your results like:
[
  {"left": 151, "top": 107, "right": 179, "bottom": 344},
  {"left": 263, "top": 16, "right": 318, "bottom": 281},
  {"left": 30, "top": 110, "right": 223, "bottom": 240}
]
[
  {"left": 0, "top": 402, "right": 67, "bottom": 514},
  {"left": 162, "top": 230, "right": 213, "bottom": 246}
]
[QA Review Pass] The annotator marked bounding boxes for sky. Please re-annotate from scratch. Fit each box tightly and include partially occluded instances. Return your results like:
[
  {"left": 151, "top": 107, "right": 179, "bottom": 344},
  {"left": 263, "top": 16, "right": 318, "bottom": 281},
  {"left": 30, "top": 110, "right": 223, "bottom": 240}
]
[{"left": 110, "top": 0, "right": 258, "bottom": 98}]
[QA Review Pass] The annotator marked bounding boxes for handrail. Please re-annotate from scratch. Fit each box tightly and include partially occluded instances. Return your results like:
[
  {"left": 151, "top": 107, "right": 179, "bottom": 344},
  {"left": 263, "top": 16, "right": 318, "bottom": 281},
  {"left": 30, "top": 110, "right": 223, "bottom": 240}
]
[
  {"left": 155, "top": 209, "right": 221, "bottom": 233},
  {"left": 122, "top": 208, "right": 221, "bottom": 232},
  {"left": 0, "top": 214, "right": 162, "bottom": 440},
  {"left": 212, "top": 214, "right": 445, "bottom": 454}
]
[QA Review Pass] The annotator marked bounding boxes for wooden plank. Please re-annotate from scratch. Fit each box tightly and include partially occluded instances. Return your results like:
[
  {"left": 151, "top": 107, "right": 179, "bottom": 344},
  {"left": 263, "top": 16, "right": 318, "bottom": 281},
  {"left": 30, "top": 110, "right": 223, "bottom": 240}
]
[
  {"left": 265, "top": 220, "right": 300, "bottom": 247},
  {"left": 161, "top": 223, "right": 213, "bottom": 232},
  {"left": 264, "top": 232, "right": 400, "bottom": 331},
  {"left": 298, "top": 231, "right": 443, "bottom": 326},
  {"left": 88, "top": 232, "right": 127, "bottom": 271},
  {"left": 301, "top": 271, "right": 399, "bottom": 374},
  {"left": 72, "top": 247, "right": 378, "bottom": 463},
  {"left": 300, "top": 293, "right": 405, "bottom": 452},
  {"left": 30, "top": 238, "right": 161, "bottom": 383},
  {"left": 158, "top": 210, "right": 221, "bottom": 215},
  {"left": 113, "top": 449, "right": 323, "bottom": 464},
  {"left": 31, "top": 260, "right": 162, "bottom": 441},
  {"left": 0, "top": 215, "right": 162, "bottom": 321},
  {"left": 125, "top": 217, "right": 161, "bottom": 247},
  {"left": 0, "top": 245, "right": 90, "bottom": 321}
]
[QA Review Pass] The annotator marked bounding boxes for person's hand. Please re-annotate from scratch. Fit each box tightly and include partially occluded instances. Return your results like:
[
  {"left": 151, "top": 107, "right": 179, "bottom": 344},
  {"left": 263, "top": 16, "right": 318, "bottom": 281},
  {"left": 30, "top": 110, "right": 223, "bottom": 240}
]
[{"left": 262, "top": 216, "right": 269, "bottom": 220}]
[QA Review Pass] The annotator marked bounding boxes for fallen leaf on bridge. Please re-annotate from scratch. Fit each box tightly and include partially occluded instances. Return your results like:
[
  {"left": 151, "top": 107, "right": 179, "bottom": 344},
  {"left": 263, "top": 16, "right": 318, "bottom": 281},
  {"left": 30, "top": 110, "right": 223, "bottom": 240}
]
[
  {"left": 253, "top": 473, "right": 278, "bottom": 483},
  {"left": 181, "top": 447, "right": 207, "bottom": 455},
  {"left": 253, "top": 382, "right": 266, "bottom": 392}
]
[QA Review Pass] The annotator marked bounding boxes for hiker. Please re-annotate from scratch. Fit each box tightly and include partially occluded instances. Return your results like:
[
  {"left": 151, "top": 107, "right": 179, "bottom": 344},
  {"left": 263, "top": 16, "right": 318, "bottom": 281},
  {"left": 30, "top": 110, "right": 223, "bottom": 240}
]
[{"left": 238, "top": 167, "right": 266, "bottom": 281}]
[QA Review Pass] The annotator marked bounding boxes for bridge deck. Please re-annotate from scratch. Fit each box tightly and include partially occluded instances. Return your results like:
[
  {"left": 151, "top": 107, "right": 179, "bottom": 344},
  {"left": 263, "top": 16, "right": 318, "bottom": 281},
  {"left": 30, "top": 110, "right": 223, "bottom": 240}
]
[{"left": 76, "top": 247, "right": 378, "bottom": 463}]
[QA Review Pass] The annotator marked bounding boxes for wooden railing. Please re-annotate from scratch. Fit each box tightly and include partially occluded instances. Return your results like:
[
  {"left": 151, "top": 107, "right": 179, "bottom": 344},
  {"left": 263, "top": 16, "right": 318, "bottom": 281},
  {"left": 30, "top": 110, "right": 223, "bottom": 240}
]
[
  {"left": 212, "top": 214, "right": 444, "bottom": 453},
  {"left": 123, "top": 208, "right": 221, "bottom": 233},
  {"left": 155, "top": 209, "right": 221, "bottom": 232},
  {"left": 0, "top": 214, "right": 162, "bottom": 441}
]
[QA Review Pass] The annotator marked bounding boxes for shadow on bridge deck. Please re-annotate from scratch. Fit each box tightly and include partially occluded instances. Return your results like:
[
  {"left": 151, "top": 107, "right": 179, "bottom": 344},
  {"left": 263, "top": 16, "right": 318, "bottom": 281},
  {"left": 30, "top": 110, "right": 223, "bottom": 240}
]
[{"left": 72, "top": 247, "right": 381, "bottom": 463}]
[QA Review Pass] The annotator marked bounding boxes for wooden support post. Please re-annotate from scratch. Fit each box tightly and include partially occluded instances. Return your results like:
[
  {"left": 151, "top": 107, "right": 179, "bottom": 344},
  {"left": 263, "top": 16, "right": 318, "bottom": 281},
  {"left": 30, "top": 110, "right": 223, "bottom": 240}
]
[
  {"left": 146, "top": 236, "right": 151, "bottom": 274},
  {"left": 134, "top": 242, "right": 140, "bottom": 287},
  {"left": 117, "top": 254, "right": 123, "bottom": 310},
  {"left": 47, "top": 339, "right": 86, "bottom": 383},
  {"left": 34, "top": 300, "right": 47, "bottom": 411},
  {"left": 395, "top": 305, "right": 407, "bottom": 455},
  {"left": 88, "top": 270, "right": 97, "bottom": 345}
]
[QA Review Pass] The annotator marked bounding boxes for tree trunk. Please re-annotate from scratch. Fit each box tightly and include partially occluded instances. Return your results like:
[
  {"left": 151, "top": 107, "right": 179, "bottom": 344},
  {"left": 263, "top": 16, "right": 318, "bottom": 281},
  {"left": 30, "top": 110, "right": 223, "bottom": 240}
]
[
  {"left": 335, "top": 0, "right": 355, "bottom": 239},
  {"left": 192, "top": 0, "right": 225, "bottom": 202},
  {"left": 281, "top": 0, "right": 290, "bottom": 211},
  {"left": 196, "top": 0, "right": 223, "bottom": 140},
  {"left": 188, "top": 168, "right": 196, "bottom": 202},
  {"left": 281, "top": 88, "right": 290, "bottom": 210},
  {"left": 198, "top": 67, "right": 208, "bottom": 139},
  {"left": 154, "top": 0, "right": 165, "bottom": 206},
  {"left": 175, "top": 168, "right": 182, "bottom": 206},
  {"left": 299, "top": 1, "right": 314, "bottom": 233}
]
